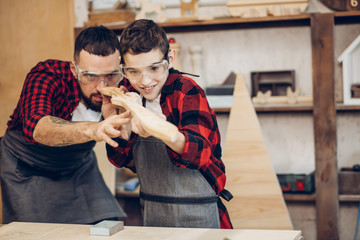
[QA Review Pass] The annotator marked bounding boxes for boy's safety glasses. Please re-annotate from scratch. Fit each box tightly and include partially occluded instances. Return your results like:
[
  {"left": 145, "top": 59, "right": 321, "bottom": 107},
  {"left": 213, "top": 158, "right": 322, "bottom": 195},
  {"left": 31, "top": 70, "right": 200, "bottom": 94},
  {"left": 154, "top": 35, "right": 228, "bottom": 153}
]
[{"left": 120, "top": 60, "right": 169, "bottom": 81}]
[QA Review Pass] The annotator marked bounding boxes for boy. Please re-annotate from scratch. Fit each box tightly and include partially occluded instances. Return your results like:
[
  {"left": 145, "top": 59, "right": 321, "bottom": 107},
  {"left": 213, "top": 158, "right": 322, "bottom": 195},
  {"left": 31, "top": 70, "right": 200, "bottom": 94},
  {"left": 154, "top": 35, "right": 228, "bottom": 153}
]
[{"left": 105, "top": 19, "right": 232, "bottom": 229}]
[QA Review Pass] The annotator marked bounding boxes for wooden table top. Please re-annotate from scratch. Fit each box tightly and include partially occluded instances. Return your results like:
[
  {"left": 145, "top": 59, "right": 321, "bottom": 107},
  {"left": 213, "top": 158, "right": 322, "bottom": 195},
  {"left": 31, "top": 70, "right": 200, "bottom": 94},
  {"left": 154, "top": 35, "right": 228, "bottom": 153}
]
[{"left": 0, "top": 222, "right": 302, "bottom": 240}]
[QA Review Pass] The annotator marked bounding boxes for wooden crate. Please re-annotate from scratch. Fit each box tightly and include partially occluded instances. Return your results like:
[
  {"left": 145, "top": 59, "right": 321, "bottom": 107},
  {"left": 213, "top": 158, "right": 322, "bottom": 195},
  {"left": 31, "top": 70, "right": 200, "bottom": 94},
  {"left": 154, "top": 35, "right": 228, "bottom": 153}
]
[
  {"left": 339, "top": 170, "right": 360, "bottom": 194},
  {"left": 85, "top": 10, "right": 135, "bottom": 27},
  {"left": 251, "top": 70, "right": 295, "bottom": 97}
]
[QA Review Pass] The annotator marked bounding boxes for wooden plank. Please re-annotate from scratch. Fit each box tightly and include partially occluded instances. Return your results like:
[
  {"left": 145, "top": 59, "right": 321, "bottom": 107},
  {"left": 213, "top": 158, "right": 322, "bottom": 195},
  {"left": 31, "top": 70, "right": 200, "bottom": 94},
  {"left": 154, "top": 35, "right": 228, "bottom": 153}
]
[
  {"left": 0, "top": 222, "right": 302, "bottom": 240},
  {"left": 222, "top": 73, "right": 293, "bottom": 230},
  {"left": 311, "top": 13, "right": 339, "bottom": 240}
]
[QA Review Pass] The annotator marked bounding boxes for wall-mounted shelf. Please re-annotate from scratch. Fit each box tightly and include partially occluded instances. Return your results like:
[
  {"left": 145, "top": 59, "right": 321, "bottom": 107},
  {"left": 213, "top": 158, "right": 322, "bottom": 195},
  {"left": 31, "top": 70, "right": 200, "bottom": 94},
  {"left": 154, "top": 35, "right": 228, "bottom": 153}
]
[
  {"left": 75, "top": 14, "right": 311, "bottom": 37},
  {"left": 284, "top": 193, "right": 360, "bottom": 202},
  {"left": 283, "top": 193, "right": 316, "bottom": 202},
  {"left": 254, "top": 104, "right": 313, "bottom": 113},
  {"left": 213, "top": 103, "right": 360, "bottom": 113},
  {"left": 75, "top": 11, "right": 360, "bottom": 37}
]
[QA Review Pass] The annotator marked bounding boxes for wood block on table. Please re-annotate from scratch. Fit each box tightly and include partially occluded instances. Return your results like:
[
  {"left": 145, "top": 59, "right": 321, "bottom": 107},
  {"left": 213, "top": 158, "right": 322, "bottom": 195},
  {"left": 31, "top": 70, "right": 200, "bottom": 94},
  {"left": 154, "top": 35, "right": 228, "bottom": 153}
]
[{"left": 90, "top": 220, "right": 124, "bottom": 236}]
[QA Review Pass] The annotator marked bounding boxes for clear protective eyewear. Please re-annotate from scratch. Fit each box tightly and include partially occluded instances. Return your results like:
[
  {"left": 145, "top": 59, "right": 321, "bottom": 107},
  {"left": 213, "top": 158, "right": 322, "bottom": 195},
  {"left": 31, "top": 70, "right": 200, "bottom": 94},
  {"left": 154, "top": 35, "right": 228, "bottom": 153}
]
[
  {"left": 75, "top": 64, "right": 123, "bottom": 87},
  {"left": 120, "top": 59, "right": 169, "bottom": 81}
]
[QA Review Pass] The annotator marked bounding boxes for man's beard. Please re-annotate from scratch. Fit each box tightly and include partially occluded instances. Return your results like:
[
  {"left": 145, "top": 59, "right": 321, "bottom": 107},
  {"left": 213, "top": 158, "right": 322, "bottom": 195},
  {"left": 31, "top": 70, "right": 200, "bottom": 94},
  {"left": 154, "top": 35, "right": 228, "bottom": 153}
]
[{"left": 79, "top": 89, "right": 102, "bottom": 112}]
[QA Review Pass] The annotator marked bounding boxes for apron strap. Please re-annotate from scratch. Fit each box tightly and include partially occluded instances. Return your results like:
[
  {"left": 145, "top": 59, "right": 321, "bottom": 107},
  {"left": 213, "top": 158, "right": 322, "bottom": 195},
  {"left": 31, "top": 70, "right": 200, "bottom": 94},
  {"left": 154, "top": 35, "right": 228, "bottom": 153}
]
[
  {"left": 140, "top": 191, "right": 219, "bottom": 205},
  {"left": 220, "top": 189, "right": 233, "bottom": 202}
]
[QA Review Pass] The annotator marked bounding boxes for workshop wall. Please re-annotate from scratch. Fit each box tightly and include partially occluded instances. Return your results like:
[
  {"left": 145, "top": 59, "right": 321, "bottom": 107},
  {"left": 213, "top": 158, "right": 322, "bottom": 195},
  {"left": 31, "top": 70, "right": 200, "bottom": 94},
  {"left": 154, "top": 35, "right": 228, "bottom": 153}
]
[
  {"left": 0, "top": 0, "right": 75, "bottom": 136},
  {"left": 73, "top": 0, "right": 360, "bottom": 174}
]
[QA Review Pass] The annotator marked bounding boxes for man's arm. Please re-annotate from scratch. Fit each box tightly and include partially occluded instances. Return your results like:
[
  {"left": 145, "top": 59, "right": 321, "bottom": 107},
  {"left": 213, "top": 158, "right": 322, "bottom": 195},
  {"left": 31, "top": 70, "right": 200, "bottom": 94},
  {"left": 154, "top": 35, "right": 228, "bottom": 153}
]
[{"left": 33, "top": 111, "right": 131, "bottom": 147}]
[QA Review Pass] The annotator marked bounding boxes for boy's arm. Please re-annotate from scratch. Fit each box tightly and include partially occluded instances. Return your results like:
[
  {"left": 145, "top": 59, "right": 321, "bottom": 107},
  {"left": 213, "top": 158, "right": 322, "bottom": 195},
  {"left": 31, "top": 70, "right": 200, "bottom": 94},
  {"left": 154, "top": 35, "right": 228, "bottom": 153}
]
[
  {"left": 163, "top": 131, "right": 185, "bottom": 155},
  {"left": 130, "top": 110, "right": 185, "bottom": 154},
  {"left": 167, "top": 90, "right": 223, "bottom": 170}
]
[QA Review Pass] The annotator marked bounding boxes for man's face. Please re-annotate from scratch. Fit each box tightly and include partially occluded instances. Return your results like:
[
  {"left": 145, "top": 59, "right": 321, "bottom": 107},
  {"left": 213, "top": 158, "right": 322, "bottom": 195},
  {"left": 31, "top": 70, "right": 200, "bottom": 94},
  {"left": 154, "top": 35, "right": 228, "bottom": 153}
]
[
  {"left": 71, "top": 50, "right": 121, "bottom": 111},
  {"left": 122, "top": 49, "right": 172, "bottom": 101}
]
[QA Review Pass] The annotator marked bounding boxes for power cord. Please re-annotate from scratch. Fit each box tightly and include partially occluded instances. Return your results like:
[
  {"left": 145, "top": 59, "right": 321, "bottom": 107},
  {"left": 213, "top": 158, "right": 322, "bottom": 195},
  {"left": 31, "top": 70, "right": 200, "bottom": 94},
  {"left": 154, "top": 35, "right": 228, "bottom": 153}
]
[{"left": 354, "top": 201, "right": 360, "bottom": 240}]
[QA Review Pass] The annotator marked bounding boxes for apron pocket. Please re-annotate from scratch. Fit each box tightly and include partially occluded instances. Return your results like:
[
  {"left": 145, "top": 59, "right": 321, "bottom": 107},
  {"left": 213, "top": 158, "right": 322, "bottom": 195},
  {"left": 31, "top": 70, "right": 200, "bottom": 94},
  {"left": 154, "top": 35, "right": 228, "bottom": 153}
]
[{"left": 143, "top": 200, "right": 220, "bottom": 228}]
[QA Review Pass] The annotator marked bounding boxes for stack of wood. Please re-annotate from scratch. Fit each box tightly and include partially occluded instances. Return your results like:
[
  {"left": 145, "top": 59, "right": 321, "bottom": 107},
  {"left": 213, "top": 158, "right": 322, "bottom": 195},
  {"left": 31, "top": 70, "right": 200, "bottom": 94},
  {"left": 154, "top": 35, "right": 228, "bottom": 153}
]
[
  {"left": 226, "top": 0, "right": 309, "bottom": 18},
  {"left": 85, "top": 0, "right": 135, "bottom": 27}
]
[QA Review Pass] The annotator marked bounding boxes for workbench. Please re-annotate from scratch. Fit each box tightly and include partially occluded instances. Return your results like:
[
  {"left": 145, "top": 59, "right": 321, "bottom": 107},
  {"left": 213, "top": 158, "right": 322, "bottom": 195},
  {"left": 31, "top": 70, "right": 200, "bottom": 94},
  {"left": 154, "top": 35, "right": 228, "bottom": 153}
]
[{"left": 0, "top": 222, "right": 302, "bottom": 240}]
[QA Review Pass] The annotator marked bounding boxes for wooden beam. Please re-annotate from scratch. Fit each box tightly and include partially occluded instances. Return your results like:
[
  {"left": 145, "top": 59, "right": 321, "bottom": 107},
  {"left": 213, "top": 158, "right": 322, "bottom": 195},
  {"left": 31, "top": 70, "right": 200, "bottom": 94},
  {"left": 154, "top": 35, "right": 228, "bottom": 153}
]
[{"left": 311, "top": 13, "right": 339, "bottom": 240}]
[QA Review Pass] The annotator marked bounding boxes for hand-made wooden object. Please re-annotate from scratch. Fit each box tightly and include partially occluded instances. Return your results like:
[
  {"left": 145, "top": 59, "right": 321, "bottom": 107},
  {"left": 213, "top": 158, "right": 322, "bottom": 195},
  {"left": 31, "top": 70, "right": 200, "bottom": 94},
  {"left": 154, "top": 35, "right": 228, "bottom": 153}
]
[
  {"left": 227, "top": 0, "right": 308, "bottom": 18},
  {"left": 181, "top": 0, "right": 198, "bottom": 18},
  {"left": 320, "top": 0, "right": 360, "bottom": 11},
  {"left": 251, "top": 70, "right": 295, "bottom": 97},
  {"left": 85, "top": 1, "right": 135, "bottom": 27},
  {"left": 101, "top": 87, "right": 179, "bottom": 143},
  {"left": 252, "top": 87, "right": 313, "bottom": 105},
  {"left": 134, "top": 0, "right": 167, "bottom": 23},
  {"left": 222, "top": 73, "right": 293, "bottom": 229}
]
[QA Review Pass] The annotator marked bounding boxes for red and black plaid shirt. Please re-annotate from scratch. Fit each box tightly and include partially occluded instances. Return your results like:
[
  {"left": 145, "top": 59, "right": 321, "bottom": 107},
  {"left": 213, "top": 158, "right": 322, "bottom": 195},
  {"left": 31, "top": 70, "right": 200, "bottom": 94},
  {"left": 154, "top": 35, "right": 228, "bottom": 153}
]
[
  {"left": 7, "top": 60, "right": 80, "bottom": 143},
  {"left": 107, "top": 69, "right": 232, "bottom": 229}
]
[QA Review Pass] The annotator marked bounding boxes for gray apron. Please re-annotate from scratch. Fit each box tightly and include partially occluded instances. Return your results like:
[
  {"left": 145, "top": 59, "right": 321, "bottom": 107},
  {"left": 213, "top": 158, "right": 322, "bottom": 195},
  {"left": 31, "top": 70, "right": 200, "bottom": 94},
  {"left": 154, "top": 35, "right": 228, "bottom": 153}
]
[
  {"left": 133, "top": 136, "right": 221, "bottom": 228},
  {"left": 0, "top": 130, "right": 126, "bottom": 224}
]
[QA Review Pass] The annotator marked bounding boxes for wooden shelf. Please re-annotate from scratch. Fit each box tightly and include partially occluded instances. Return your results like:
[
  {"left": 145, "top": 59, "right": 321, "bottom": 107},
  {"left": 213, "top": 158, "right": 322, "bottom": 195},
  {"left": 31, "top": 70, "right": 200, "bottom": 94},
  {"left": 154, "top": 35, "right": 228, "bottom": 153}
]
[
  {"left": 75, "top": 11, "right": 360, "bottom": 37},
  {"left": 336, "top": 104, "right": 360, "bottom": 112},
  {"left": 333, "top": 11, "right": 360, "bottom": 24},
  {"left": 283, "top": 193, "right": 316, "bottom": 202},
  {"left": 339, "top": 194, "right": 360, "bottom": 202},
  {"left": 213, "top": 103, "right": 360, "bottom": 113},
  {"left": 255, "top": 103, "right": 313, "bottom": 113},
  {"left": 284, "top": 193, "right": 360, "bottom": 202},
  {"left": 75, "top": 14, "right": 311, "bottom": 36},
  {"left": 213, "top": 103, "right": 314, "bottom": 113}
]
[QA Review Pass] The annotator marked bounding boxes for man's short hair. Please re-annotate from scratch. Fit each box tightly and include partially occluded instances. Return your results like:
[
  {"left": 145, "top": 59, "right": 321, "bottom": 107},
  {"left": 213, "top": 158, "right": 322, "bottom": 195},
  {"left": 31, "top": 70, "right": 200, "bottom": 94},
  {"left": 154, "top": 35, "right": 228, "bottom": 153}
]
[{"left": 74, "top": 25, "right": 120, "bottom": 63}]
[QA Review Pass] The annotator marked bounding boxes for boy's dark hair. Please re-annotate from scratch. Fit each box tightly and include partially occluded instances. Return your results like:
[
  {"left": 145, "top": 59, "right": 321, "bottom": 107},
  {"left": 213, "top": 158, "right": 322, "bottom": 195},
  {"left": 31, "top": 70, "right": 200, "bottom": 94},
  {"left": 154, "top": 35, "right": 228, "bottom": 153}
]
[
  {"left": 119, "top": 19, "right": 169, "bottom": 64},
  {"left": 74, "top": 25, "right": 120, "bottom": 63}
]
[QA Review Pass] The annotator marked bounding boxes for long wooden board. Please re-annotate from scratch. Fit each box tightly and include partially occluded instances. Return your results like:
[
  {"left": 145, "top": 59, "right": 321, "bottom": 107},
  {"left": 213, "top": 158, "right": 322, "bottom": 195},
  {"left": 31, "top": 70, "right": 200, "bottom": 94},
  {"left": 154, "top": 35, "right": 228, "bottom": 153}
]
[
  {"left": 0, "top": 222, "right": 302, "bottom": 240},
  {"left": 311, "top": 13, "right": 339, "bottom": 240},
  {"left": 222, "top": 73, "right": 293, "bottom": 230}
]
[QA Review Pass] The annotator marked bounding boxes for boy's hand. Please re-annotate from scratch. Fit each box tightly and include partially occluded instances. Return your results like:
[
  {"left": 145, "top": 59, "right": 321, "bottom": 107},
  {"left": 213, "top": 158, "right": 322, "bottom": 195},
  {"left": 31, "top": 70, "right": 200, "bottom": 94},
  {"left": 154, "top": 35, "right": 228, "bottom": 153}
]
[
  {"left": 101, "top": 86, "right": 129, "bottom": 119},
  {"left": 131, "top": 113, "right": 151, "bottom": 138}
]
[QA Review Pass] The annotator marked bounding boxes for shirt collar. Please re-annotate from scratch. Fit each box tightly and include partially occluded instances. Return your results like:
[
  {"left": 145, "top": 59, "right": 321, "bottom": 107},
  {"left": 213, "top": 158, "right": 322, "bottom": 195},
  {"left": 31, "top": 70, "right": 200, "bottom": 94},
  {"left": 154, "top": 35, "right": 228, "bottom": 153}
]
[{"left": 161, "top": 68, "right": 182, "bottom": 95}]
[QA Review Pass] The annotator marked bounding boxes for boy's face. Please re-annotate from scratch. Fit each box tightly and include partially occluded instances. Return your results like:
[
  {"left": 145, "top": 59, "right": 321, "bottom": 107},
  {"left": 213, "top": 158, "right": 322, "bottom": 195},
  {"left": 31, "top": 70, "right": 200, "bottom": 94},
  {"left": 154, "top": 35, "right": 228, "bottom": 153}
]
[{"left": 122, "top": 49, "right": 173, "bottom": 101}]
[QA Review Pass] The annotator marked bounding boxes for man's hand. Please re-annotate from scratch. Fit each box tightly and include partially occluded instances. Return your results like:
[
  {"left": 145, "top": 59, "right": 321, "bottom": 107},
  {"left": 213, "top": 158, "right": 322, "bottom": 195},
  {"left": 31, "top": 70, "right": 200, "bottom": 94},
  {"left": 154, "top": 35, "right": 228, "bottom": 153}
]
[
  {"left": 33, "top": 111, "right": 131, "bottom": 147},
  {"left": 91, "top": 110, "right": 131, "bottom": 147}
]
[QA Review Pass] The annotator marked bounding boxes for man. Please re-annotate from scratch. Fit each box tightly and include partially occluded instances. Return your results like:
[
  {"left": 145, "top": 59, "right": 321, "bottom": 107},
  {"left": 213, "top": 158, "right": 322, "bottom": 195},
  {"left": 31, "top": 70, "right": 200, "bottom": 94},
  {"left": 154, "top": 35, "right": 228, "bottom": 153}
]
[{"left": 0, "top": 26, "right": 130, "bottom": 224}]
